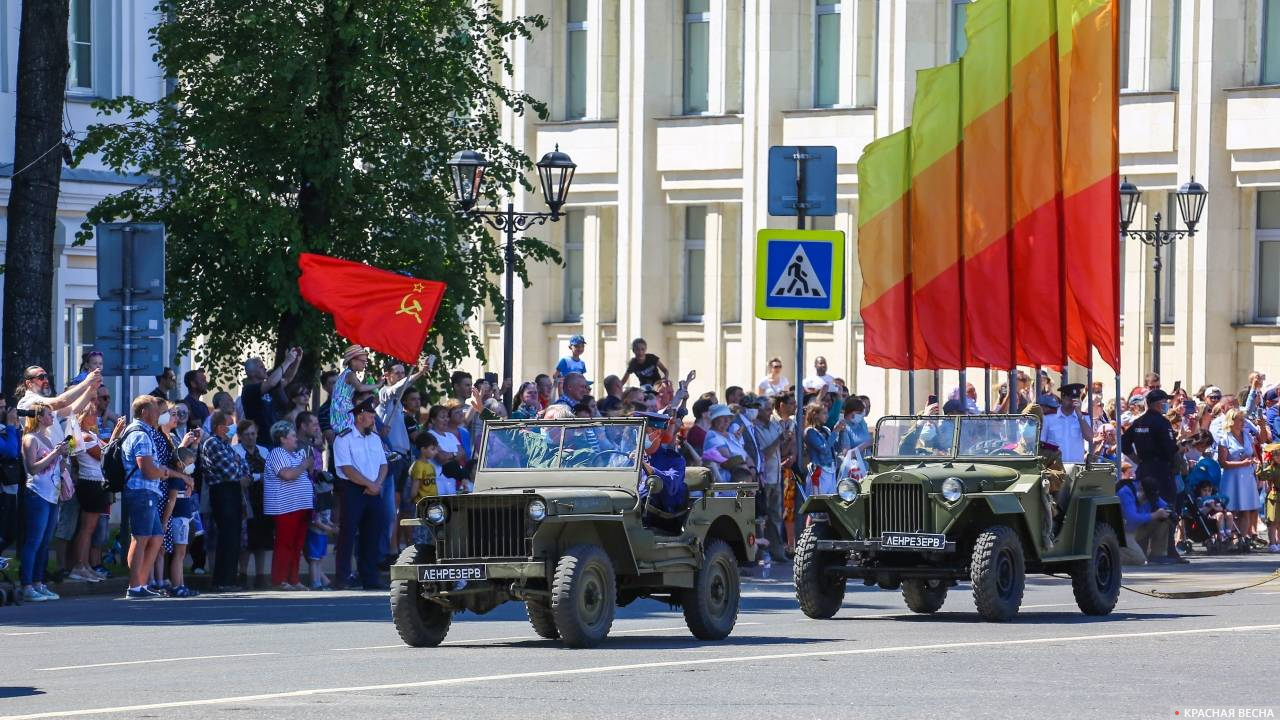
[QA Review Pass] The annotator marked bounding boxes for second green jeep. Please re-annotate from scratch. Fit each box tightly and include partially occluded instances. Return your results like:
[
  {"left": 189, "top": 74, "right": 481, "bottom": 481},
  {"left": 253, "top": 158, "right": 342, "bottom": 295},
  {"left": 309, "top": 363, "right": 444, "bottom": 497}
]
[
  {"left": 794, "top": 414, "right": 1124, "bottom": 622},
  {"left": 391, "top": 418, "right": 756, "bottom": 648}
]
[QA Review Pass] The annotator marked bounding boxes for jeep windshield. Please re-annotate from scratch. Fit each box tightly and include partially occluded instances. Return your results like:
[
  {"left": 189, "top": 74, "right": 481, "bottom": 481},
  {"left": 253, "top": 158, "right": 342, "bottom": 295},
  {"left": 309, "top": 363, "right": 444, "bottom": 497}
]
[
  {"left": 873, "top": 415, "right": 1040, "bottom": 460},
  {"left": 479, "top": 420, "right": 643, "bottom": 471}
]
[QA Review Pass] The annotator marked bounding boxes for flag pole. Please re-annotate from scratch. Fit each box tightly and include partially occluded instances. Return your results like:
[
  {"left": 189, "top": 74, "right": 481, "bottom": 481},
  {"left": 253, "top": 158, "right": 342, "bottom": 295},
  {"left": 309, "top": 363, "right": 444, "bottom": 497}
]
[
  {"left": 957, "top": 55, "right": 968, "bottom": 413},
  {"left": 1112, "top": 0, "right": 1123, "bottom": 488},
  {"left": 1049, "top": 0, "right": 1070, "bottom": 394},
  {"left": 1005, "top": 0, "right": 1018, "bottom": 415},
  {"left": 905, "top": 129, "right": 917, "bottom": 414}
]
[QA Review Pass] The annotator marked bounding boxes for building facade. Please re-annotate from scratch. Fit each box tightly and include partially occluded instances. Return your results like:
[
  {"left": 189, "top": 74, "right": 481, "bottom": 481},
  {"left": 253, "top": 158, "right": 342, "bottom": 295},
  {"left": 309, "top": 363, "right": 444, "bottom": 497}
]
[
  {"left": 468, "top": 0, "right": 1280, "bottom": 413},
  {"left": 0, "top": 1, "right": 192, "bottom": 402}
]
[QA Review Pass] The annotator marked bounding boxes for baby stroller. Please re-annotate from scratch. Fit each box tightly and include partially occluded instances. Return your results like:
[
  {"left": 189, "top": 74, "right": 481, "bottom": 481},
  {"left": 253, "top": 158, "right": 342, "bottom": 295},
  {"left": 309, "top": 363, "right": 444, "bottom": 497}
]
[{"left": 1175, "top": 486, "right": 1248, "bottom": 554}]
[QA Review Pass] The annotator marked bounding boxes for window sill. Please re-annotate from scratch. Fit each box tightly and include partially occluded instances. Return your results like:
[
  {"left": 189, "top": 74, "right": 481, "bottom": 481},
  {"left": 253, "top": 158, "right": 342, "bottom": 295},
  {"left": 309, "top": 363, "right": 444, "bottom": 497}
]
[
  {"left": 65, "top": 92, "right": 105, "bottom": 104},
  {"left": 536, "top": 118, "right": 618, "bottom": 128},
  {"left": 1223, "top": 84, "right": 1280, "bottom": 94},
  {"left": 654, "top": 113, "right": 744, "bottom": 123},
  {"left": 781, "top": 106, "right": 876, "bottom": 116}
]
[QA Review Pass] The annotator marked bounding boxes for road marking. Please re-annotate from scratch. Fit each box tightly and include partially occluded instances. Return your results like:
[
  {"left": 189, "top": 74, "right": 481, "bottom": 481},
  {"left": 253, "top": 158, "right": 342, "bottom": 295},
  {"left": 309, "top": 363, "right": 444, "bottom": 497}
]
[
  {"left": 10, "top": 623, "right": 1279, "bottom": 719},
  {"left": 36, "top": 652, "right": 278, "bottom": 672},
  {"left": 326, "top": 622, "right": 764, "bottom": 651},
  {"left": 1, "top": 631, "right": 50, "bottom": 636}
]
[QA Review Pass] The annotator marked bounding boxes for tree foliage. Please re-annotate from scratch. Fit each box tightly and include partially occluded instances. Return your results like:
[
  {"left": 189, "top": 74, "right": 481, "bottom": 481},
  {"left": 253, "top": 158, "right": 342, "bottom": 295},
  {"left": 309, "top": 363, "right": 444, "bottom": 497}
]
[{"left": 75, "top": 0, "right": 553, "bottom": 384}]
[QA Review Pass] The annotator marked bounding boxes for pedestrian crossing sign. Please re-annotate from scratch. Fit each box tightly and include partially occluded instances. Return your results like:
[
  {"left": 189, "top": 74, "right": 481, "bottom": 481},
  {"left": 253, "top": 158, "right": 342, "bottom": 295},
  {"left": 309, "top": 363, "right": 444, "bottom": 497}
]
[{"left": 754, "top": 229, "right": 845, "bottom": 321}]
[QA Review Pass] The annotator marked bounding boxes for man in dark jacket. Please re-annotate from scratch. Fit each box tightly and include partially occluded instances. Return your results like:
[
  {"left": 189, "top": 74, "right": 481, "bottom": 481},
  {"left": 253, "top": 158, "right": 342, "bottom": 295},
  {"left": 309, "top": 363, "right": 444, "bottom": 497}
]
[{"left": 1121, "top": 388, "right": 1186, "bottom": 562}]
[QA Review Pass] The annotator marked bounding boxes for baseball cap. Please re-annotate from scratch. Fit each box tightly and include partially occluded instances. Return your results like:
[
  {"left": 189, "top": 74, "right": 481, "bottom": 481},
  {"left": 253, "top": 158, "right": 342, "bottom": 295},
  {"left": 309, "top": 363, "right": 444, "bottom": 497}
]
[
  {"left": 707, "top": 404, "right": 733, "bottom": 421},
  {"left": 568, "top": 334, "right": 586, "bottom": 346},
  {"left": 1144, "top": 388, "right": 1170, "bottom": 403},
  {"left": 1036, "top": 393, "right": 1061, "bottom": 410}
]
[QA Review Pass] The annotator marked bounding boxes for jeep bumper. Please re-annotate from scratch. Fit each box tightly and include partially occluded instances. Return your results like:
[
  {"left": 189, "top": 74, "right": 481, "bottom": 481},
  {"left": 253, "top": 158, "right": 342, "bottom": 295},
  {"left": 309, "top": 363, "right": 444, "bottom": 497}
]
[
  {"left": 389, "top": 561, "right": 546, "bottom": 583},
  {"left": 816, "top": 539, "right": 957, "bottom": 553}
]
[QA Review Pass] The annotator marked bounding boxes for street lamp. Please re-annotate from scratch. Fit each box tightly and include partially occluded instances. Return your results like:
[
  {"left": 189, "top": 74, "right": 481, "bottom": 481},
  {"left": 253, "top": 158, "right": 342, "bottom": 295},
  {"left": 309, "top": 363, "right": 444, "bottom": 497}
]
[
  {"left": 448, "top": 146, "right": 577, "bottom": 408},
  {"left": 1117, "top": 176, "right": 1207, "bottom": 377}
]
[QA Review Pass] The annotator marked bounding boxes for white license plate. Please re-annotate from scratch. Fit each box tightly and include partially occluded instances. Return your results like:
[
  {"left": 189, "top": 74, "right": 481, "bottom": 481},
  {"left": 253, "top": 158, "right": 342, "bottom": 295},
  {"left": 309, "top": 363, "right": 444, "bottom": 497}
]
[
  {"left": 418, "top": 565, "right": 487, "bottom": 582},
  {"left": 880, "top": 532, "right": 947, "bottom": 550}
]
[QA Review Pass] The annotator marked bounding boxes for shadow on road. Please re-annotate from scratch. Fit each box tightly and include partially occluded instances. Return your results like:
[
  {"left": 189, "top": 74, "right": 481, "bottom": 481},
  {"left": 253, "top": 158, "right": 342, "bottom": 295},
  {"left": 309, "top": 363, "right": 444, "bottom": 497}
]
[
  {"left": 0, "top": 687, "right": 45, "bottom": 699},
  {"left": 832, "top": 610, "right": 1206, "bottom": 624},
  {"left": 452, "top": 634, "right": 842, "bottom": 651}
]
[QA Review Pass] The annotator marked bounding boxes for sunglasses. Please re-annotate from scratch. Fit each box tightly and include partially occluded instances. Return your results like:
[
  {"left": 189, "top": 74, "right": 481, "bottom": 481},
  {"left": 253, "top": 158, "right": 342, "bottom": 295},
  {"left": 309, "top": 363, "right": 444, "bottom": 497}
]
[
  {"left": 26, "top": 373, "right": 48, "bottom": 381},
  {"left": 770, "top": 364, "right": 782, "bottom": 369}
]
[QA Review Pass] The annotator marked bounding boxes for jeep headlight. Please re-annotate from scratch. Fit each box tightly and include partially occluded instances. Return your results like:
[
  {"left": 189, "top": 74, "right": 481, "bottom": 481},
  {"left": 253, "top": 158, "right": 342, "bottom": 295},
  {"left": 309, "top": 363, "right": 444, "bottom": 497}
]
[
  {"left": 941, "top": 477, "right": 964, "bottom": 503},
  {"left": 425, "top": 503, "right": 447, "bottom": 525},
  {"left": 837, "top": 478, "right": 861, "bottom": 503},
  {"left": 528, "top": 499, "right": 547, "bottom": 522}
]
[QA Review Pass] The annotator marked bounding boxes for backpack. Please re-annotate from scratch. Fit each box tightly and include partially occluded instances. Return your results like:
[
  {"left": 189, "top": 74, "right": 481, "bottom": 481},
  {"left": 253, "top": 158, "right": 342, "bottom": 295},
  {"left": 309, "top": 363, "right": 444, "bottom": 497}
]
[{"left": 102, "top": 426, "right": 146, "bottom": 493}]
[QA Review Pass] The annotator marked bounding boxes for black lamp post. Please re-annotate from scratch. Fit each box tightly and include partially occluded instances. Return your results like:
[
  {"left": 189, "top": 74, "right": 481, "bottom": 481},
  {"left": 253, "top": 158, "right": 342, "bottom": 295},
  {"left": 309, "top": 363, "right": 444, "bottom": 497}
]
[
  {"left": 1118, "top": 176, "right": 1207, "bottom": 377},
  {"left": 448, "top": 146, "right": 576, "bottom": 408}
]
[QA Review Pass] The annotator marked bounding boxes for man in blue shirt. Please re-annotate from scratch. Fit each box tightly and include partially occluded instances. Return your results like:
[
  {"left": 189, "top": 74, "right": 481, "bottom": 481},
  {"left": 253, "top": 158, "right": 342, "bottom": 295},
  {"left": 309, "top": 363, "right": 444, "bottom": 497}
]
[
  {"left": 122, "top": 395, "right": 182, "bottom": 599},
  {"left": 1116, "top": 477, "right": 1174, "bottom": 566},
  {"left": 554, "top": 335, "right": 588, "bottom": 387},
  {"left": 0, "top": 399, "right": 22, "bottom": 560}
]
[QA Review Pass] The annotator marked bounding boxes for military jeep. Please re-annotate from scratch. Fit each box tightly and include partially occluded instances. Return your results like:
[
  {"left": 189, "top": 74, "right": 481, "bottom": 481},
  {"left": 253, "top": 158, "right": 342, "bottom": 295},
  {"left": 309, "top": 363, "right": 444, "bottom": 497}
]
[
  {"left": 794, "top": 414, "right": 1124, "bottom": 622},
  {"left": 391, "top": 418, "right": 756, "bottom": 648}
]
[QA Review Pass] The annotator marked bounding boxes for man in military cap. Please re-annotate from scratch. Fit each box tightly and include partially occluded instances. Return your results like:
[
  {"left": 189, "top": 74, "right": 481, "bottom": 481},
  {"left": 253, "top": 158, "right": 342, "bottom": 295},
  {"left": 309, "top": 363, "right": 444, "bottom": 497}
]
[
  {"left": 1121, "top": 388, "right": 1187, "bottom": 562},
  {"left": 1041, "top": 383, "right": 1092, "bottom": 464}
]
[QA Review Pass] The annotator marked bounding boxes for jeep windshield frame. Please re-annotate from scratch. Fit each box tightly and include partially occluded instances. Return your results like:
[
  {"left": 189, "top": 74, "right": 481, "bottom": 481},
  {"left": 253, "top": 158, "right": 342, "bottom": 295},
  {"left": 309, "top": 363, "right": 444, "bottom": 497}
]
[
  {"left": 474, "top": 418, "right": 646, "bottom": 491},
  {"left": 872, "top": 415, "right": 1041, "bottom": 462}
]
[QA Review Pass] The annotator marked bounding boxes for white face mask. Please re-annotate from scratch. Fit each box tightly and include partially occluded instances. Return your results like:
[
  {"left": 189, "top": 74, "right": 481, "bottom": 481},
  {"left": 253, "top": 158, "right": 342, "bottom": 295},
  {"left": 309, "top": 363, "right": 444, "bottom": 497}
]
[
  {"left": 183, "top": 463, "right": 195, "bottom": 475},
  {"left": 744, "top": 409, "right": 759, "bottom": 422},
  {"left": 157, "top": 412, "right": 171, "bottom": 426},
  {"left": 852, "top": 413, "right": 864, "bottom": 423}
]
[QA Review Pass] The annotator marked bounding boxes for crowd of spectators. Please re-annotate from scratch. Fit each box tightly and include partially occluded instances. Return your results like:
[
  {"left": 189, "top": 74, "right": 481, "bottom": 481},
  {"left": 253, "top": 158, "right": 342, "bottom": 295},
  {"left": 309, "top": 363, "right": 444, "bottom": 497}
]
[{"left": 1, "top": 337, "right": 1277, "bottom": 603}]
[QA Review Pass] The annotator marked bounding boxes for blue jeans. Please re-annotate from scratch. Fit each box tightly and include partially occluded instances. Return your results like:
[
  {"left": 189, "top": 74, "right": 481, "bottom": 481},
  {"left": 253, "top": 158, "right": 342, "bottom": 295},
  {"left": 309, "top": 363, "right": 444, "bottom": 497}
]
[
  {"left": 379, "top": 458, "right": 405, "bottom": 558},
  {"left": 20, "top": 490, "right": 58, "bottom": 586},
  {"left": 337, "top": 482, "right": 384, "bottom": 588}
]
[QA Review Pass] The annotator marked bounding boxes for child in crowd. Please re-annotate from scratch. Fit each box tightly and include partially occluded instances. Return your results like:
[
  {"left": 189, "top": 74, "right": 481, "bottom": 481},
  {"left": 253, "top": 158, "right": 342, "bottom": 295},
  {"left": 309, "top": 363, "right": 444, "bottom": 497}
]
[
  {"left": 409, "top": 433, "right": 441, "bottom": 545},
  {"left": 1194, "top": 480, "right": 1239, "bottom": 543},
  {"left": 306, "top": 470, "right": 338, "bottom": 590},
  {"left": 161, "top": 447, "right": 199, "bottom": 597}
]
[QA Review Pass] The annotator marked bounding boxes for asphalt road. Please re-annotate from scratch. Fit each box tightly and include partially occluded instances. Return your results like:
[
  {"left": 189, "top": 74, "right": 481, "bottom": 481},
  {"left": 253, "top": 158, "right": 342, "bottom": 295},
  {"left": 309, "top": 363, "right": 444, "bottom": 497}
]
[{"left": 2, "top": 554, "right": 1279, "bottom": 720}]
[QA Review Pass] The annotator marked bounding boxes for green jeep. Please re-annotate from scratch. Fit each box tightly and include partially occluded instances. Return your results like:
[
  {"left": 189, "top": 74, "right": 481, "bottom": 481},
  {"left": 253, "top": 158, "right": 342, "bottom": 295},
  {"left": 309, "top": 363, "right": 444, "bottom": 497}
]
[
  {"left": 794, "top": 414, "right": 1124, "bottom": 622},
  {"left": 391, "top": 417, "right": 756, "bottom": 648}
]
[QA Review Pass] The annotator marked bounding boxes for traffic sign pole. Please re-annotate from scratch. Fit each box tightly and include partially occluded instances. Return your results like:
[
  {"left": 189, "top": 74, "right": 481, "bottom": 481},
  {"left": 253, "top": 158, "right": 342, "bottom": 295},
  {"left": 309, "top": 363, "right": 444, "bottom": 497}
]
[
  {"left": 794, "top": 148, "right": 808, "bottom": 486},
  {"left": 122, "top": 226, "right": 133, "bottom": 416}
]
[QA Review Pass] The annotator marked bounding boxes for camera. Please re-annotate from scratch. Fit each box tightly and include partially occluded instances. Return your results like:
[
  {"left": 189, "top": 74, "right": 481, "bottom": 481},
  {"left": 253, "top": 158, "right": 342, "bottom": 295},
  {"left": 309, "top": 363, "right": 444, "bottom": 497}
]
[{"left": 14, "top": 408, "right": 37, "bottom": 419}]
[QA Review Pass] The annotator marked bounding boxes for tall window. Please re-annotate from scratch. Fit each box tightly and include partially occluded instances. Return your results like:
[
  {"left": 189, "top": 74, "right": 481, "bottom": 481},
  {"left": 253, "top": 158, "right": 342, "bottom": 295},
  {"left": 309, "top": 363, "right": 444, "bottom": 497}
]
[
  {"left": 683, "top": 0, "right": 710, "bottom": 114},
  {"left": 63, "top": 304, "right": 96, "bottom": 384},
  {"left": 564, "top": 211, "right": 585, "bottom": 322},
  {"left": 1256, "top": 191, "right": 1280, "bottom": 320},
  {"left": 566, "top": 0, "right": 588, "bottom": 119},
  {"left": 1170, "top": 0, "right": 1181, "bottom": 90},
  {"left": 1264, "top": 0, "right": 1280, "bottom": 85},
  {"left": 1161, "top": 194, "right": 1178, "bottom": 324},
  {"left": 1118, "top": 0, "right": 1131, "bottom": 89},
  {"left": 683, "top": 206, "right": 706, "bottom": 320},
  {"left": 68, "top": 0, "right": 93, "bottom": 92},
  {"left": 950, "top": 0, "right": 972, "bottom": 62},
  {"left": 814, "top": 1, "right": 841, "bottom": 107}
]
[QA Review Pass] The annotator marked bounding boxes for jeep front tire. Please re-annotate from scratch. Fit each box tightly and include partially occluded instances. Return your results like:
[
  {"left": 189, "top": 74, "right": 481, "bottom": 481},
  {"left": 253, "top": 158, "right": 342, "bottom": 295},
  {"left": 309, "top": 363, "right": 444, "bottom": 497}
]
[
  {"left": 970, "top": 525, "right": 1025, "bottom": 622},
  {"left": 390, "top": 545, "right": 452, "bottom": 647},
  {"left": 901, "top": 579, "right": 948, "bottom": 614},
  {"left": 794, "top": 523, "right": 847, "bottom": 619},
  {"left": 525, "top": 597, "right": 560, "bottom": 639},
  {"left": 1070, "top": 521, "right": 1121, "bottom": 616},
  {"left": 682, "top": 538, "right": 740, "bottom": 640},
  {"left": 551, "top": 544, "right": 616, "bottom": 648}
]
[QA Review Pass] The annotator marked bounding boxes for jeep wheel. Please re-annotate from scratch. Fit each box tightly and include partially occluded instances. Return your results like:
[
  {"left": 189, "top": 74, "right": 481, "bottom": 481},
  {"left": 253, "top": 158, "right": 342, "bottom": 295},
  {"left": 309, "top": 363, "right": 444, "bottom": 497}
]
[
  {"left": 970, "top": 525, "right": 1025, "bottom": 622},
  {"left": 682, "top": 538, "right": 740, "bottom": 640},
  {"left": 390, "top": 545, "right": 452, "bottom": 647},
  {"left": 525, "top": 597, "right": 560, "bottom": 639},
  {"left": 901, "top": 579, "right": 948, "bottom": 614},
  {"left": 1070, "top": 521, "right": 1121, "bottom": 616},
  {"left": 794, "top": 523, "right": 847, "bottom": 619},
  {"left": 550, "top": 544, "right": 616, "bottom": 648}
]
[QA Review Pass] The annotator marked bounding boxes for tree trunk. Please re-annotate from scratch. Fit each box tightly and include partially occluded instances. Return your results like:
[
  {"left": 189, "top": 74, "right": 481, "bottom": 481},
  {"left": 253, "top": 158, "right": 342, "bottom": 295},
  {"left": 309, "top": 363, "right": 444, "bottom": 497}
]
[{"left": 3, "top": 0, "right": 69, "bottom": 394}]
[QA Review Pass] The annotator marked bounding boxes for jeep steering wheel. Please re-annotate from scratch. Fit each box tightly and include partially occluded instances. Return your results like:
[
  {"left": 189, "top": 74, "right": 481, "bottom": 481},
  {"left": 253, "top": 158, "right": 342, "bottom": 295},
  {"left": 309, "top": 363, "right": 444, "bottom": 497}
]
[{"left": 589, "top": 449, "right": 634, "bottom": 467}]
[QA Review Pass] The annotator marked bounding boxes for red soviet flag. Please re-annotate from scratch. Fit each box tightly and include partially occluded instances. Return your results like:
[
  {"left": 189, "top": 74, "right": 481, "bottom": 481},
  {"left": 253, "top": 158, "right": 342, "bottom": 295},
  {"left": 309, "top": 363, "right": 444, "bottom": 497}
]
[{"left": 297, "top": 253, "right": 445, "bottom": 364}]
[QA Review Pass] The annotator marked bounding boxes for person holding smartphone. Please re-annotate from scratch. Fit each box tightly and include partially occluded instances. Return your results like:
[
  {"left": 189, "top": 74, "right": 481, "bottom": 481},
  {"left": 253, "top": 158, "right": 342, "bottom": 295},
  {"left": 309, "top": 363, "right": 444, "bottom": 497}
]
[{"left": 18, "top": 402, "right": 70, "bottom": 601}]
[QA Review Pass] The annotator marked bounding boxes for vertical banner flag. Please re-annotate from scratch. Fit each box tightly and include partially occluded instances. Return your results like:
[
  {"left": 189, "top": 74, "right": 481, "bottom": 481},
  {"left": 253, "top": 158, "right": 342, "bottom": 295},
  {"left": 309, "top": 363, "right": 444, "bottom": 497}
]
[
  {"left": 1060, "top": 0, "right": 1120, "bottom": 370},
  {"left": 855, "top": 0, "right": 1118, "bottom": 373},
  {"left": 857, "top": 129, "right": 931, "bottom": 370},
  {"left": 297, "top": 253, "right": 446, "bottom": 364},
  {"left": 960, "top": 0, "right": 1014, "bottom": 368},
  {"left": 909, "top": 62, "right": 964, "bottom": 370}
]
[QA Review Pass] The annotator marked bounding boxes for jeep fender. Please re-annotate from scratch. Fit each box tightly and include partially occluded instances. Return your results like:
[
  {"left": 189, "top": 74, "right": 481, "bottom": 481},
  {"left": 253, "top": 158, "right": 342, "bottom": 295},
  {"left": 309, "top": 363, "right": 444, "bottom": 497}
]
[
  {"left": 544, "top": 519, "right": 639, "bottom": 575},
  {"left": 699, "top": 514, "right": 753, "bottom": 564},
  {"left": 1068, "top": 496, "right": 1127, "bottom": 549}
]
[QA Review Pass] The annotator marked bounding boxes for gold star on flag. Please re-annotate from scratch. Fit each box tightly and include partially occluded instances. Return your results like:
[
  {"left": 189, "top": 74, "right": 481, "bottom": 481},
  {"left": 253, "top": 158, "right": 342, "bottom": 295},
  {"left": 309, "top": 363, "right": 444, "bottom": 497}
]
[{"left": 412, "top": 282, "right": 425, "bottom": 293}]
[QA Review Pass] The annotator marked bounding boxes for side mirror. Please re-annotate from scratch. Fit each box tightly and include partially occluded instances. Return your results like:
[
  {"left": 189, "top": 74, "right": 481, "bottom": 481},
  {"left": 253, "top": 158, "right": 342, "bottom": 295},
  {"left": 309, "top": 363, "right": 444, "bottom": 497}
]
[{"left": 646, "top": 475, "right": 664, "bottom": 496}]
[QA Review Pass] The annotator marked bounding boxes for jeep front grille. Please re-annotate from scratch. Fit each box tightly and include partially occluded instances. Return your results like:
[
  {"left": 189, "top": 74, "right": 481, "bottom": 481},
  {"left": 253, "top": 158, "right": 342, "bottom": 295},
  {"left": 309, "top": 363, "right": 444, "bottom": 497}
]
[
  {"left": 869, "top": 482, "right": 929, "bottom": 536},
  {"left": 437, "top": 496, "right": 532, "bottom": 560}
]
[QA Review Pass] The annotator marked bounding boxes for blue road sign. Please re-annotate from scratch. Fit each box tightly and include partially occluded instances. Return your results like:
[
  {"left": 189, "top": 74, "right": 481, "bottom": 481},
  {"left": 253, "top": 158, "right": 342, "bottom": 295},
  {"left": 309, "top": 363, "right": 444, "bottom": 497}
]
[
  {"left": 754, "top": 229, "right": 845, "bottom": 321},
  {"left": 767, "top": 146, "right": 837, "bottom": 216}
]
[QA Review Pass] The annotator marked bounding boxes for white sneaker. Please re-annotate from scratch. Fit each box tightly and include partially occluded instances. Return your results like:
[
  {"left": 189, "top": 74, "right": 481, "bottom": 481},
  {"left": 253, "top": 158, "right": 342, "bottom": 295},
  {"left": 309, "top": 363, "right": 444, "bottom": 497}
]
[
  {"left": 1268, "top": 544, "right": 1280, "bottom": 553},
  {"left": 37, "top": 585, "right": 60, "bottom": 600},
  {"left": 69, "top": 568, "right": 102, "bottom": 583},
  {"left": 22, "top": 587, "right": 48, "bottom": 603}
]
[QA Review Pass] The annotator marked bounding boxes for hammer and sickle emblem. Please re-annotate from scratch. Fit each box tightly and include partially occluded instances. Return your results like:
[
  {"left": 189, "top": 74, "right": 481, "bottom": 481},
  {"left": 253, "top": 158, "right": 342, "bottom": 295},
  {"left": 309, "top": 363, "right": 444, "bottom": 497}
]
[{"left": 396, "top": 294, "right": 423, "bottom": 324}]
